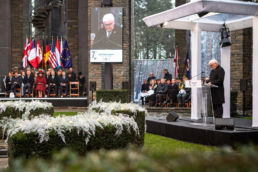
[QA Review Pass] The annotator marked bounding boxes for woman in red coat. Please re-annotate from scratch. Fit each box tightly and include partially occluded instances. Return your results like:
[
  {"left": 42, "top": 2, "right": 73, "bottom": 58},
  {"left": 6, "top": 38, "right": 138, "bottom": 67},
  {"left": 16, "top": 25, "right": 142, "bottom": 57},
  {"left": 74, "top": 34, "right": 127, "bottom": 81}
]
[{"left": 35, "top": 70, "right": 46, "bottom": 98}]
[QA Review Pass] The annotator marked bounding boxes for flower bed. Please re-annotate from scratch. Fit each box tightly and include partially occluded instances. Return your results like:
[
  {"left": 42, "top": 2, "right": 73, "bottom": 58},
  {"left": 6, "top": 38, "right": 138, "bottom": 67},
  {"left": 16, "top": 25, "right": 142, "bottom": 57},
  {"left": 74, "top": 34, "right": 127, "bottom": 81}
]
[
  {"left": 88, "top": 101, "right": 146, "bottom": 146},
  {"left": 0, "top": 101, "right": 54, "bottom": 119},
  {"left": 6, "top": 113, "right": 140, "bottom": 164}
]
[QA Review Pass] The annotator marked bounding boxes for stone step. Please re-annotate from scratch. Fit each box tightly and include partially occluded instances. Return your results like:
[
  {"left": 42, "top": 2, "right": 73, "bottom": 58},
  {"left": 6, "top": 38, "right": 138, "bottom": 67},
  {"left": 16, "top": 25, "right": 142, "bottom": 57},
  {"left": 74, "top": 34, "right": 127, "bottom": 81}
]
[{"left": 0, "top": 149, "right": 7, "bottom": 157}]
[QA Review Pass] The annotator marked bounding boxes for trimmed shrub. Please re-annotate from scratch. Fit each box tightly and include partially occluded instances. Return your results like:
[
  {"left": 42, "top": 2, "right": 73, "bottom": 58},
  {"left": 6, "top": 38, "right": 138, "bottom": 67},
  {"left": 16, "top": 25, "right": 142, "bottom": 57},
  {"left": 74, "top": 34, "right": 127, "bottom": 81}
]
[
  {"left": 5, "top": 146, "right": 258, "bottom": 172},
  {"left": 88, "top": 101, "right": 146, "bottom": 146},
  {"left": 6, "top": 113, "right": 140, "bottom": 164},
  {"left": 96, "top": 89, "right": 130, "bottom": 103},
  {"left": 0, "top": 101, "right": 54, "bottom": 119}
]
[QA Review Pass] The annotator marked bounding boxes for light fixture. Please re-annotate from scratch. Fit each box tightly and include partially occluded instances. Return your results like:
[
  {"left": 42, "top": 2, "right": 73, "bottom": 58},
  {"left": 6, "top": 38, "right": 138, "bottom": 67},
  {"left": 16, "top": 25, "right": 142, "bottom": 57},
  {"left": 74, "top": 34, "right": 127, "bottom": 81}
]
[
  {"left": 219, "top": 24, "right": 231, "bottom": 48},
  {"left": 160, "top": 22, "right": 168, "bottom": 28},
  {"left": 101, "top": 0, "right": 113, "bottom": 7},
  {"left": 198, "top": 11, "right": 209, "bottom": 18}
]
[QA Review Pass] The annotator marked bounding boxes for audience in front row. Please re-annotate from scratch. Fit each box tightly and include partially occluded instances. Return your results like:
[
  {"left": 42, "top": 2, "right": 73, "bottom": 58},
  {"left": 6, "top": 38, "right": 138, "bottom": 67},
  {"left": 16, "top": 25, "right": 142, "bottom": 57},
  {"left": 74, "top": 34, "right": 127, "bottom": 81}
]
[
  {"left": 139, "top": 70, "right": 191, "bottom": 107},
  {"left": 3, "top": 67, "right": 85, "bottom": 98}
]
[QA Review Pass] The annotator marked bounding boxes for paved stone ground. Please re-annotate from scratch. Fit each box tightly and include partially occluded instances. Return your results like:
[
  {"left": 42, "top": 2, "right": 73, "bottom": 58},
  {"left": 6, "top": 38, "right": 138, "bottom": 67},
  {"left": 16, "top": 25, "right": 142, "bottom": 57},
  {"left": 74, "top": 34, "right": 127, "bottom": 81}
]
[
  {"left": 54, "top": 107, "right": 87, "bottom": 112},
  {"left": 0, "top": 140, "right": 8, "bottom": 170}
]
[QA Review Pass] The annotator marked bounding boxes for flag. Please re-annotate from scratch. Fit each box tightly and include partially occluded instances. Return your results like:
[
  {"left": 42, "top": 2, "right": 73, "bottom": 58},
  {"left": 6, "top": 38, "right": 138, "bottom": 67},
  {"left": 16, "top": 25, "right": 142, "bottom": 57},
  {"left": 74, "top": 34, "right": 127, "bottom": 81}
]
[
  {"left": 28, "top": 39, "right": 38, "bottom": 68},
  {"left": 55, "top": 38, "right": 62, "bottom": 68},
  {"left": 173, "top": 46, "right": 179, "bottom": 78},
  {"left": 60, "top": 37, "right": 63, "bottom": 56},
  {"left": 61, "top": 40, "right": 72, "bottom": 68},
  {"left": 49, "top": 40, "right": 57, "bottom": 69},
  {"left": 22, "top": 37, "right": 31, "bottom": 68},
  {"left": 36, "top": 39, "right": 43, "bottom": 68},
  {"left": 44, "top": 43, "right": 50, "bottom": 69},
  {"left": 185, "top": 50, "right": 190, "bottom": 79}
]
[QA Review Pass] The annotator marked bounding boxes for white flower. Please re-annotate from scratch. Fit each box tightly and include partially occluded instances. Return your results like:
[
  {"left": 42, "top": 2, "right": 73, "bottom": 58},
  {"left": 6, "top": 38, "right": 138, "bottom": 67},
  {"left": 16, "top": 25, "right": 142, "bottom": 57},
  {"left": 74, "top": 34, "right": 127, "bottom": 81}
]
[
  {"left": 88, "top": 101, "right": 148, "bottom": 117},
  {"left": 1, "top": 112, "right": 139, "bottom": 145}
]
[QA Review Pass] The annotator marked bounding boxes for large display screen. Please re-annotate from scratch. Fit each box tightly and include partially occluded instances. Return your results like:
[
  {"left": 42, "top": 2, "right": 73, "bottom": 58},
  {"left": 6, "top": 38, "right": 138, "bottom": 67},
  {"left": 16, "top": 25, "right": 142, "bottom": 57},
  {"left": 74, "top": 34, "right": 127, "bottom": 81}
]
[{"left": 90, "top": 7, "right": 123, "bottom": 63}]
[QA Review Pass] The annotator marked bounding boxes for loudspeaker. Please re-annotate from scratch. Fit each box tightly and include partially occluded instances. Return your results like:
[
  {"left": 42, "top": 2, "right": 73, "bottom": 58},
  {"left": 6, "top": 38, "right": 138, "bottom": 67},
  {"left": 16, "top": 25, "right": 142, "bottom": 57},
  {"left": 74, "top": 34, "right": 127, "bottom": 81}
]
[
  {"left": 90, "top": 81, "right": 96, "bottom": 91},
  {"left": 240, "top": 79, "right": 248, "bottom": 91},
  {"left": 122, "top": 81, "right": 129, "bottom": 89},
  {"left": 101, "top": 0, "right": 112, "bottom": 7},
  {"left": 215, "top": 118, "right": 234, "bottom": 130},
  {"left": 166, "top": 112, "right": 179, "bottom": 122}
]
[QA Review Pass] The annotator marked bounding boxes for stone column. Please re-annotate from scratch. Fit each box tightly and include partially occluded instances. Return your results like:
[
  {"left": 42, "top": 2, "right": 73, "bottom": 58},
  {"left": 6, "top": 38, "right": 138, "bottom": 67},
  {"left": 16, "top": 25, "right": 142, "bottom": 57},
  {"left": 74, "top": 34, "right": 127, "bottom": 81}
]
[
  {"left": 221, "top": 46, "right": 231, "bottom": 118},
  {"left": 191, "top": 23, "right": 202, "bottom": 120},
  {"left": 252, "top": 16, "right": 258, "bottom": 127},
  {"left": 0, "top": 0, "right": 11, "bottom": 78}
]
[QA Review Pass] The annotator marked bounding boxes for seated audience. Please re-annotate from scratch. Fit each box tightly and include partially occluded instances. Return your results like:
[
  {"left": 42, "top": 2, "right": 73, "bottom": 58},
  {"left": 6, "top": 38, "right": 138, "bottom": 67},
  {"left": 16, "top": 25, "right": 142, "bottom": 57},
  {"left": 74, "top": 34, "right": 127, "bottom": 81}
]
[
  {"left": 59, "top": 71, "right": 69, "bottom": 97},
  {"left": 35, "top": 70, "right": 46, "bottom": 98},
  {"left": 167, "top": 79, "right": 179, "bottom": 106},
  {"left": 156, "top": 78, "right": 167, "bottom": 106},
  {"left": 78, "top": 72, "right": 85, "bottom": 96},
  {"left": 23, "top": 70, "right": 34, "bottom": 97},
  {"left": 11, "top": 71, "right": 22, "bottom": 97},
  {"left": 47, "top": 70, "right": 58, "bottom": 97}
]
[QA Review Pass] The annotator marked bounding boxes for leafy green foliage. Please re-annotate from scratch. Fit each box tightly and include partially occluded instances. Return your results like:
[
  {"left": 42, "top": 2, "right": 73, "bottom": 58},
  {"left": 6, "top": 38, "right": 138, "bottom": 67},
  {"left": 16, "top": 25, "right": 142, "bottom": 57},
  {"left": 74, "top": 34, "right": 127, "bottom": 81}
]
[
  {"left": 8, "top": 124, "right": 139, "bottom": 165},
  {"left": 5, "top": 145, "right": 258, "bottom": 172},
  {"left": 96, "top": 90, "right": 130, "bottom": 103}
]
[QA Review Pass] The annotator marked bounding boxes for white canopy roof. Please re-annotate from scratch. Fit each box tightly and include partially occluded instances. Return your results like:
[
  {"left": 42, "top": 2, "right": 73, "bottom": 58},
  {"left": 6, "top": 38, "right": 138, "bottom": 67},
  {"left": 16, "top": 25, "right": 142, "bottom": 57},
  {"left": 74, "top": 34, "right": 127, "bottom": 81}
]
[{"left": 143, "top": 0, "right": 258, "bottom": 32}]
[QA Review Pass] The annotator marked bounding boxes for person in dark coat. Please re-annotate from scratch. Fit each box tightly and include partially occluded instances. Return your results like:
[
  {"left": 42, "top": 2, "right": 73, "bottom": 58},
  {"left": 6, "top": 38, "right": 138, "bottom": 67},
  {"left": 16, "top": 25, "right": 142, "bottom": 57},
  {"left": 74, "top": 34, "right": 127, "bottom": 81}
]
[
  {"left": 206, "top": 59, "right": 225, "bottom": 118},
  {"left": 147, "top": 73, "right": 156, "bottom": 84},
  {"left": 11, "top": 71, "right": 22, "bottom": 97},
  {"left": 156, "top": 78, "right": 168, "bottom": 106},
  {"left": 163, "top": 69, "right": 172, "bottom": 81},
  {"left": 67, "top": 67, "right": 76, "bottom": 81},
  {"left": 5, "top": 72, "right": 13, "bottom": 94},
  {"left": 92, "top": 13, "right": 122, "bottom": 50},
  {"left": 60, "top": 71, "right": 69, "bottom": 97},
  {"left": 167, "top": 79, "right": 179, "bottom": 106},
  {"left": 78, "top": 72, "right": 85, "bottom": 96},
  {"left": 23, "top": 70, "right": 34, "bottom": 96},
  {"left": 47, "top": 70, "right": 58, "bottom": 97}
]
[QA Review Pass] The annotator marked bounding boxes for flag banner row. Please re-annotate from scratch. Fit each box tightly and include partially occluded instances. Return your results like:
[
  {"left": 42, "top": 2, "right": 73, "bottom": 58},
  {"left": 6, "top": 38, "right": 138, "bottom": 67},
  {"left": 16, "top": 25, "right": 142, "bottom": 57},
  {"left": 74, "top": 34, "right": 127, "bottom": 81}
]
[{"left": 22, "top": 38, "right": 72, "bottom": 69}]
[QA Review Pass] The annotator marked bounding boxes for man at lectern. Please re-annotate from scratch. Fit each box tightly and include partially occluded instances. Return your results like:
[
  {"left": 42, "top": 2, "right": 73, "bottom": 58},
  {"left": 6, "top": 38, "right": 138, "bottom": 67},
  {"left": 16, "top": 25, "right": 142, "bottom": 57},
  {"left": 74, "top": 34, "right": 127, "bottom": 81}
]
[{"left": 206, "top": 59, "right": 225, "bottom": 118}]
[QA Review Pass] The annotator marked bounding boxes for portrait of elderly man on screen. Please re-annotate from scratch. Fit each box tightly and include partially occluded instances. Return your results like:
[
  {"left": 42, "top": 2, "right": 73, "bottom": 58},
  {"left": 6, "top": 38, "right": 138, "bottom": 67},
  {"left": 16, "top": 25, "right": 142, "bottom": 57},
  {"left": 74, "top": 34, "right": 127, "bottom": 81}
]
[{"left": 91, "top": 13, "right": 122, "bottom": 50}]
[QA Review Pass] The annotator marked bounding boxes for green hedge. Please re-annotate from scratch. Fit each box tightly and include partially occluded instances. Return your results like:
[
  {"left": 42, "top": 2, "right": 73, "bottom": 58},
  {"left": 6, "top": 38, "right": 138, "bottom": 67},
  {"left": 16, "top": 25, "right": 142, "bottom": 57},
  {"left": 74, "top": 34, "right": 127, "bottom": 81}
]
[
  {"left": 5, "top": 146, "right": 258, "bottom": 172},
  {"left": 8, "top": 125, "right": 139, "bottom": 165},
  {"left": 0, "top": 107, "right": 54, "bottom": 120},
  {"left": 111, "top": 110, "right": 145, "bottom": 146},
  {"left": 96, "top": 90, "right": 130, "bottom": 103}
]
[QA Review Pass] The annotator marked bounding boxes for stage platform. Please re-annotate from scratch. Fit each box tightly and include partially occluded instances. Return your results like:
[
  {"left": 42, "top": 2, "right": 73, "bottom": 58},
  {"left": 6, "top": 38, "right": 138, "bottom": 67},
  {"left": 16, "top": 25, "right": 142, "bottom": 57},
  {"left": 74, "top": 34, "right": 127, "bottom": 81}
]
[
  {"left": 146, "top": 116, "right": 258, "bottom": 146},
  {"left": 0, "top": 97, "right": 88, "bottom": 107}
]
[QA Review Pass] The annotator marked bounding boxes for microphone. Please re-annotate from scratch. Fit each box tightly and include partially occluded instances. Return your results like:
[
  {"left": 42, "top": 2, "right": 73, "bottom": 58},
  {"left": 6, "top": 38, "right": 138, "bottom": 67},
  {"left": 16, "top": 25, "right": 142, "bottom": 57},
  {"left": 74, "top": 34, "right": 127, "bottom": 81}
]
[{"left": 190, "top": 72, "right": 204, "bottom": 80}]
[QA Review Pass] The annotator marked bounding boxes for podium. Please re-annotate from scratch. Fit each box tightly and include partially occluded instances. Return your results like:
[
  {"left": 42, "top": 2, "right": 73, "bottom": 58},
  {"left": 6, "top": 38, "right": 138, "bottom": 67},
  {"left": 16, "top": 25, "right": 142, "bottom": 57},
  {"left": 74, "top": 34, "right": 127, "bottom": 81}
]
[{"left": 186, "top": 80, "right": 215, "bottom": 124}]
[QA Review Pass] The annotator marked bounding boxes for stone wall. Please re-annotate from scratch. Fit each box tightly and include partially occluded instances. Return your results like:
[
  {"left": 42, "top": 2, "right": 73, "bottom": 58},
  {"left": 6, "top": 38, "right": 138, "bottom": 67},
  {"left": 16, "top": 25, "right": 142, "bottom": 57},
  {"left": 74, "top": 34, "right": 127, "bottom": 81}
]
[{"left": 11, "top": 0, "right": 24, "bottom": 71}]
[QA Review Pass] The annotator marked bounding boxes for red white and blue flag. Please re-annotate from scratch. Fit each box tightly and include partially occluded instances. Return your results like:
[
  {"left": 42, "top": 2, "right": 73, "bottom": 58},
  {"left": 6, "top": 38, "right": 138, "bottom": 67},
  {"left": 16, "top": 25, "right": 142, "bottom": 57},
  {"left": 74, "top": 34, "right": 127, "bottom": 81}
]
[
  {"left": 22, "top": 37, "right": 32, "bottom": 68},
  {"left": 55, "top": 38, "right": 62, "bottom": 68},
  {"left": 49, "top": 40, "right": 57, "bottom": 69},
  {"left": 36, "top": 39, "right": 43, "bottom": 67},
  {"left": 28, "top": 39, "right": 38, "bottom": 69},
  {"left": 173, "top": 46, "right": 179, "bottom": 78}
]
